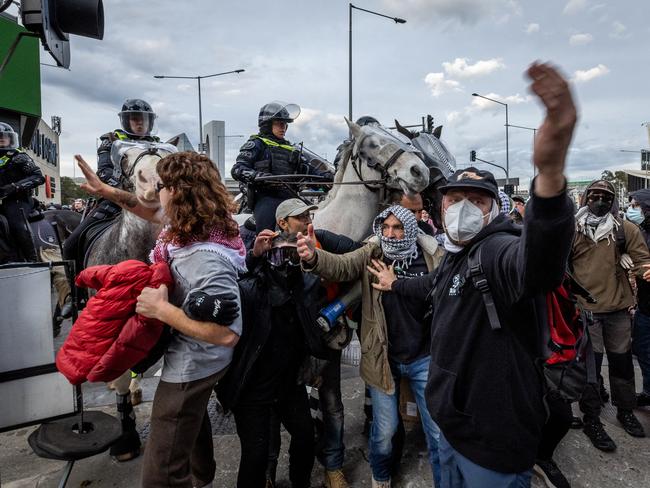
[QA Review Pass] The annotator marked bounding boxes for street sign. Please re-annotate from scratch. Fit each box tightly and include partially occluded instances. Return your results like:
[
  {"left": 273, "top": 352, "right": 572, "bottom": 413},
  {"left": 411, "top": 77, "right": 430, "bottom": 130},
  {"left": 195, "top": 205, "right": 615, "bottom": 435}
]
[{"left": 495, "top": 177, "right": 520, "bottom": 186}]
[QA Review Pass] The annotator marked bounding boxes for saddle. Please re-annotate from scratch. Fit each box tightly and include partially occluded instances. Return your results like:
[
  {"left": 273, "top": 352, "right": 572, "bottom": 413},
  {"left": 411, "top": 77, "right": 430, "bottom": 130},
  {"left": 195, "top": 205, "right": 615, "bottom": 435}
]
[{"left": 78, "top": 216, "right": 116, "bottom": 270}]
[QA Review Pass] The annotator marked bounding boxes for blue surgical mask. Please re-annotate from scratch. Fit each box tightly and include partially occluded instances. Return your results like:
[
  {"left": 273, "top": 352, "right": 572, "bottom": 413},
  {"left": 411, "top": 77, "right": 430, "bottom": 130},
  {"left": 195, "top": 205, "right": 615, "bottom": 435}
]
[{"left": 626, "top": 207, "right": 645, "bottom": 225}]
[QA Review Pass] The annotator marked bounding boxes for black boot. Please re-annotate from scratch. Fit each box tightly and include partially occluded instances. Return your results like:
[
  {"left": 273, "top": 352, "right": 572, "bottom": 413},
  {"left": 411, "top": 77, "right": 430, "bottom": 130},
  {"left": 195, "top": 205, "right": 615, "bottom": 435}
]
[
  {"left": 110, "top": 392, "right": 141, "bottom": 461},
  {"left": 583, "top": 419, "right": 616, "bottom": 452},
  {"left": 617, "top": 409, "right": 646, "bottom": 438}
]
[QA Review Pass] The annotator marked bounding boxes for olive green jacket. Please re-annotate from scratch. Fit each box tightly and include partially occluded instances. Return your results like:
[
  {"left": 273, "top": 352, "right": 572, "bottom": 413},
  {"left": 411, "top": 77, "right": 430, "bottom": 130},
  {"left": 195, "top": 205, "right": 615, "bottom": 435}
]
[{"left": 304, "top": 234, "right": 444, "bottom": 394}]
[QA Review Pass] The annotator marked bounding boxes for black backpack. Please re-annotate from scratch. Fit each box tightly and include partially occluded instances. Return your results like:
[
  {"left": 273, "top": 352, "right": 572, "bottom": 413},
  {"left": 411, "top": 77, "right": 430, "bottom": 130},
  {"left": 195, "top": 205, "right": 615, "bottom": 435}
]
[{"left": 467, "top": 237, "right": 597, "bottom": 403}]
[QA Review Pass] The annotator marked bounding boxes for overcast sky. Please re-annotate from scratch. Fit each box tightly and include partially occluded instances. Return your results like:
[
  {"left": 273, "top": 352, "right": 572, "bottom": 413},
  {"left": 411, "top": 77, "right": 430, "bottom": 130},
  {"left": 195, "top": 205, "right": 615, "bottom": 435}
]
[{"left": 30, "top": 0, "right": 650, "bottom": 185}]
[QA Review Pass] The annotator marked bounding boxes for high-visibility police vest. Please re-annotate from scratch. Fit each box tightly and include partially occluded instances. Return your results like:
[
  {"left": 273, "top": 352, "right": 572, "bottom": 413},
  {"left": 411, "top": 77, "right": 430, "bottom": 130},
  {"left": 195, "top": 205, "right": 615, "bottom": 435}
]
[{"left": 251, "top": 135, "right": 297, "bottom": 175}]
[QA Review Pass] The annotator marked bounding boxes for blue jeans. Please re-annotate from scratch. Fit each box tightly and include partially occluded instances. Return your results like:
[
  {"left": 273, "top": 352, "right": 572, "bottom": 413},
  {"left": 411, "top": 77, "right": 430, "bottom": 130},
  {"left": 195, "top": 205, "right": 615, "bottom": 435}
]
[
  {"left": 438, "top": 432, "right": 532, "bottom": 488},
  {"left": 369, "top": 355, "right": 440, "bottom": 486},
  {"left": 634, "top": 311, "right": 650, "bottom": 395}
]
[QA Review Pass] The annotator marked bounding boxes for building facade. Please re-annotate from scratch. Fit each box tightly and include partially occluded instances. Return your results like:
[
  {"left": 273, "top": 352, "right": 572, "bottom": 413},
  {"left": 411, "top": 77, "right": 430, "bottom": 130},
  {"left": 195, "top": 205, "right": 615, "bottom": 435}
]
[{"left": 24, "top": 119, "right": 61, "bottom": 205}]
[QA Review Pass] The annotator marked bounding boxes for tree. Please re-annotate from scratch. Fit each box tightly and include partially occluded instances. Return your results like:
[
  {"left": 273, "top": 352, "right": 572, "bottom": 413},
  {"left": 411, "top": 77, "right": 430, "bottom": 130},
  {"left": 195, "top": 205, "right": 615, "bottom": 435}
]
[
  {"left": 61, "top": 176, "right": 90, "bottom": 204},
  {"left": 601, "top": 170, "right": 615, "bottom": 181}
]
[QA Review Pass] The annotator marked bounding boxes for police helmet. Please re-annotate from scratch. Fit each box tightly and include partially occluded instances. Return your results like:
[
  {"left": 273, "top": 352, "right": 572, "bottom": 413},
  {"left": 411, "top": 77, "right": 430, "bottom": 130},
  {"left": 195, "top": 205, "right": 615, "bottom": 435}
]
[
  {"left": 355, "top": 115, "right": 380, "bottom": 127},
  {"left": 118, "top": 98, "right": 157, "bottom": 137},
  {"left": 258, "top": 101, "right": 301, "bottom": 127},
  {"left": 0, "top": 122, "right": 19, "bottom": 153}
]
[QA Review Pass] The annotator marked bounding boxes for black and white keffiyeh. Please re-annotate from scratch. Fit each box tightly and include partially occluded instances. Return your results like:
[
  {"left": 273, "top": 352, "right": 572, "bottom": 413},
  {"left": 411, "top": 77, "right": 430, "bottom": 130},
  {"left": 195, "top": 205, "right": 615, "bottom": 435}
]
[{"left": 373, "top": 205, "right": 419, "bottom": 268}]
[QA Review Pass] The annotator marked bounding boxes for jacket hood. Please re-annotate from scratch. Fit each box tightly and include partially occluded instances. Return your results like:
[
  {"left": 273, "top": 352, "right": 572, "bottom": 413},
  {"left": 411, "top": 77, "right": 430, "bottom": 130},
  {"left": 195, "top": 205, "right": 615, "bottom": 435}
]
[
  {"left": 578, "top": 179, "right": 619, "bottom": 215},
  {"left": 463, "top": 214, "right": 522, "bottom": 248}
]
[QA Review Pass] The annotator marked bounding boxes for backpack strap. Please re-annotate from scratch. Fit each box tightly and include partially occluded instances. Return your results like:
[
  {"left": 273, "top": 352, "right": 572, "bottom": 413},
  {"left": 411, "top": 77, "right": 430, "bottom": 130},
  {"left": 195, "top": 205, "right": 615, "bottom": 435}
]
[
  {"left": 467, "top": 239, "right": 502, "bottom": 330},
  {"left": 615, "top": 217, "right": 627, "bottom": 257}
]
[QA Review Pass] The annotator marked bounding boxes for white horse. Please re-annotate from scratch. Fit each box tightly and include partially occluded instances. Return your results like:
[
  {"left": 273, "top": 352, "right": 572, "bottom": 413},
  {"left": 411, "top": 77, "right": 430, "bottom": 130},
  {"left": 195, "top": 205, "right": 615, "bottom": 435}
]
[
  {"left": 235, "top": 119, "right": 430, "bottom": 242},
  {"left": 312, "top": 119, "right": 429, "bottom": 241}
]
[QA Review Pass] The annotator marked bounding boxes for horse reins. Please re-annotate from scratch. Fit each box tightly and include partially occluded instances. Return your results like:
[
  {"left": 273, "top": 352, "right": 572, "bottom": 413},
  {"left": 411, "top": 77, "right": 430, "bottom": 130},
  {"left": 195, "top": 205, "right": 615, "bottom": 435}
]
[{"left": 350, "top": 136, "right": 406, "bottom": 193}]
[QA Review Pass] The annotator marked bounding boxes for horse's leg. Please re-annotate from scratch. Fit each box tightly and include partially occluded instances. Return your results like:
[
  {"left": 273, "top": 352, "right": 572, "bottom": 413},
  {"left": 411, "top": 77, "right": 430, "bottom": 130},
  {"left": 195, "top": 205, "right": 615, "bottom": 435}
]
[
  {"left": 129, "top": 373, "right": 143, "bottom": 406},
  {"left": 109, "top": 371, "right": 141, "bottom": 462}
]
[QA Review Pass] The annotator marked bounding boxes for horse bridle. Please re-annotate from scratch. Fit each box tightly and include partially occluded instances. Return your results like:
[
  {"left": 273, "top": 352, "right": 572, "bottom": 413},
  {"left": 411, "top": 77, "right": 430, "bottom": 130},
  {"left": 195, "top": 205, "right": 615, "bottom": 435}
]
[
  {"left": 123, "top": 147, "right": 166, "bottom": 179},
  {"left": 350, "top": 135, "right": 407, "bottom": 193}
]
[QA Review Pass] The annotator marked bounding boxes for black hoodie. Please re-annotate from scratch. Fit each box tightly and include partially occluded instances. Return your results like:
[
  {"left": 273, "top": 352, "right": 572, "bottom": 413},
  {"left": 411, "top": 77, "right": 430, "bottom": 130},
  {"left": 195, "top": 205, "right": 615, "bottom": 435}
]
[{"left": 392, "top": 188, "right": 575, "bottom": 473}]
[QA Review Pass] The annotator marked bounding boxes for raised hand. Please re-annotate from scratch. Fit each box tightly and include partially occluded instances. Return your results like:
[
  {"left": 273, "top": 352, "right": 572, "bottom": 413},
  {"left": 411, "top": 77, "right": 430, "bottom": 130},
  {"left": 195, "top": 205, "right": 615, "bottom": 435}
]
[
  {"left": 297, "top": 223, "right": 317, "bottom": 263},
  {"left": 367, "top": 259, "right": 397, "bottom": 291},
  {"left": 526, "top": 62, "right": 577, "bottom": 197},
  {"left": 76, "top": 154, "right": 108, "bottom": 197},
  {"left": 252, "top": 229, "right": 279, "bottom": 257}
]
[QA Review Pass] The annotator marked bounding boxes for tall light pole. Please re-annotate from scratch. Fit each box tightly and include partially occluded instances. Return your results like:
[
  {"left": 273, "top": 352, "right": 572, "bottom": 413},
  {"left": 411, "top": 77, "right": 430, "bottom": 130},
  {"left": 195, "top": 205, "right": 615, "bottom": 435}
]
[
  {"left": 154, "top": 69, "right": 245, "bottom": 152},
  {"left": 472, "top": 92, "right": 509, "bottom": 184},
  {"left": 349, "top": 4, "right": 406, "bottom": 121}
]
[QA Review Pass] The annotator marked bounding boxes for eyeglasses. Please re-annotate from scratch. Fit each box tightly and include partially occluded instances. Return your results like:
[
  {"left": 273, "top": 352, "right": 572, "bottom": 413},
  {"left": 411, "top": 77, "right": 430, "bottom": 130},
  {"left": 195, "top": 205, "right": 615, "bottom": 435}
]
[
  {"left": 155, "top": 182, "right": 167, "bottom": 193},
  {"left": 587, "top": 193, "right": 613, "bottom": 203}
]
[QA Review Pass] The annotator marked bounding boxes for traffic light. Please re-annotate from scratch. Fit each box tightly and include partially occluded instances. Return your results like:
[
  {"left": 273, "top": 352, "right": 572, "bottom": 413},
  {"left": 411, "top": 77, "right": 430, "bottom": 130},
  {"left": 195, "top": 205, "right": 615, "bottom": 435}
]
[
  {"left": 426, "top": 115, "right": 434, "bottom": 133},
  {"left": 470, "top": 150, "right": 476, "bottom": 162},
  {"left": 503, "top": 184, "right": 514, "bottom": 196},
  {"left": 22, "top": 0, "right": 104, "bottom": 69}
]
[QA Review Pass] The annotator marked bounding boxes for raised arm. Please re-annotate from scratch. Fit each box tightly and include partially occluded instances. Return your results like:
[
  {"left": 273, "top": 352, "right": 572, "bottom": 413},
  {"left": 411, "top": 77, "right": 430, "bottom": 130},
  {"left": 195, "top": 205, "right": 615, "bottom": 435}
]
[{"left": 76, "top": 154, "right": 165, "bottom": 223}]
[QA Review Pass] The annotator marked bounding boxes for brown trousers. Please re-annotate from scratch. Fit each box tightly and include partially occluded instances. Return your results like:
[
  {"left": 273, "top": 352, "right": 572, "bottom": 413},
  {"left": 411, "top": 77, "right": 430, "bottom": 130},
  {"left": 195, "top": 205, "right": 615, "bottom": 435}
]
[{"left": 141, "top": 368, "right": 225, "bottom": 488}]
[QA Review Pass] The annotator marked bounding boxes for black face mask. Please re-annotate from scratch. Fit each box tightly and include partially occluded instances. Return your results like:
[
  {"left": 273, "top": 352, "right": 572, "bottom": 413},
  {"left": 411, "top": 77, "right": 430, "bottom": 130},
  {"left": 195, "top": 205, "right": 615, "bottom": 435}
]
[{"left": 587, "top": 200, "right": 612, "bottom": 217}]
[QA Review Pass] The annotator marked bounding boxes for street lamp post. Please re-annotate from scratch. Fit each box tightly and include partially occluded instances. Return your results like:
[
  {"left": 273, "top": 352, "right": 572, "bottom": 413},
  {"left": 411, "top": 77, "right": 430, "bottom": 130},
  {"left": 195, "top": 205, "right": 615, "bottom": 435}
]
[
  {"left": 154, "top": 69, "right": 245, "bottom": 152},
  {"left": 472, "top": 92, "right": 509, "bottom": 184},
  {"left": 349, "top": 3, "right": 406, "bottom": 121}
]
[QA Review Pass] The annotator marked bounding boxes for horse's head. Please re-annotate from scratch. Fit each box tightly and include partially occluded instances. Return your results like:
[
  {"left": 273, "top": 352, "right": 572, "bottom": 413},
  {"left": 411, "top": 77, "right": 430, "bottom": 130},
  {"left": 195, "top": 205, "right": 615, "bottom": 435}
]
[
  {"left": 111, "top": 141, "right": 178, "bottom": 209},
  {"left": 395, "top": 119, "right": 457, "bottom": 230},
  {"left": 346, "top": 119, "right": 429, "bottom": 195}
]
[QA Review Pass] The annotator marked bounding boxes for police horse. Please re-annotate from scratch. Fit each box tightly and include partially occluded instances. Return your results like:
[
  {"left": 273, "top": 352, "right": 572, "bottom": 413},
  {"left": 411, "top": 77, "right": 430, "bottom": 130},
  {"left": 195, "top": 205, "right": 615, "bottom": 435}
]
[{"left": 75, "top": 140, "right": 177, "bottom": 460}]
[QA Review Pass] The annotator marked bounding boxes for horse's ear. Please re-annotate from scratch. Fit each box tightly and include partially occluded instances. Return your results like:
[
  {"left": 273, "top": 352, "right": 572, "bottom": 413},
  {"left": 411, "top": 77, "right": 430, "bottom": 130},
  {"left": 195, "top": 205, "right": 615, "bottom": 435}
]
[
  {"left": 345, "top": 118, "right": 363, "bottom": 140},
  {"left": 433, "top": 125, "right": 443, "bottom": 139},
  {"left": 394, "top": 120, "right": 415, "bottom": 140},
  {"left": 166, "top": 136, "right": 180, "bottom": 147}
]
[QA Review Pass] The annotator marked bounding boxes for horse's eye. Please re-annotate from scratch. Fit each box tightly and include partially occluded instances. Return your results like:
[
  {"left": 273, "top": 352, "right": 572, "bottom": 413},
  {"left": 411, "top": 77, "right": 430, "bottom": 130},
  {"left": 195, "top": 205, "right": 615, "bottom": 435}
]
[
  {"left": 368, "top": 142, "right": 379, "bottom": 149},
  {"left": 137, "top": 170, "right": 147, "bottom": 183}
]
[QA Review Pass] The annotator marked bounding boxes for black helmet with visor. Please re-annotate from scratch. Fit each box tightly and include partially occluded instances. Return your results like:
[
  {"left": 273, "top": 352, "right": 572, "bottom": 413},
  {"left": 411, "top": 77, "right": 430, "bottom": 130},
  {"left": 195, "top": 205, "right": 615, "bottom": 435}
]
[{"left": 119, "top": 99, "right": 157, "bottom": 137}]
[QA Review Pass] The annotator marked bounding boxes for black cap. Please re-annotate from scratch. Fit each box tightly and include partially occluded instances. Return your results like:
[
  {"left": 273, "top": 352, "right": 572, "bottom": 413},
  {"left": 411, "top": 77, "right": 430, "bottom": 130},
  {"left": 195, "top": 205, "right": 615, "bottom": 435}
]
[
  {"left": 631, "top": 189, "right": 650, "bottom": 212},
  {"left": 439, "top": 167, "right": 499, "bottom": 199}
]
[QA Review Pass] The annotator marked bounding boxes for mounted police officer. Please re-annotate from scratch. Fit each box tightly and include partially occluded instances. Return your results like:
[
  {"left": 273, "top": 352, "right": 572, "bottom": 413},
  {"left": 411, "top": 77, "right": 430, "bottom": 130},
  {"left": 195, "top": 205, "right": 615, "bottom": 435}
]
[
  {"left": 231, "top": 101, "right": 334, "bottom": 233},
  {"left": 63, "top": 98, "right": 159, "bottom": 266},
  {"left": 0, "top": 122, "right": 45, "bottom": 262}
]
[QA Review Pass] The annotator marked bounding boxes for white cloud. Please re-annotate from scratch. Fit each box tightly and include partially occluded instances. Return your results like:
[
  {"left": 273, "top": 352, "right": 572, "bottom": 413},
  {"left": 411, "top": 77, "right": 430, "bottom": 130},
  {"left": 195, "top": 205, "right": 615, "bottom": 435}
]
[
  {"left": 569, "top": 33, "right": 593, "bottom": 46},
  {"left": 572, "top": 64, "right": 610, "bottom": 83},
  {"left": 424, "top": 72, "right": 462, "bottom": 97},
  {"left": 442, "top": 58, "right": 505, "bottom": 78},
  {"left": 525, "top": 23, "right": 540, "bottom": 34},
  {"left": 610, "top": 21, "right": 629, "bottom": 39},
  {"left": 563, "top": 0, "right": 587, "bottom": 15}
]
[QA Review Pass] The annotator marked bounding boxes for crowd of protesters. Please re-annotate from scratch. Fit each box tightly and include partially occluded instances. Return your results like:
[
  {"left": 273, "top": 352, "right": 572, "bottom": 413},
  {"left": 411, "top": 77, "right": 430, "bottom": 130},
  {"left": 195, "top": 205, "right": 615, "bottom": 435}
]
[{"left": 56, "top": 61, "right": 650, "bottom": 488}]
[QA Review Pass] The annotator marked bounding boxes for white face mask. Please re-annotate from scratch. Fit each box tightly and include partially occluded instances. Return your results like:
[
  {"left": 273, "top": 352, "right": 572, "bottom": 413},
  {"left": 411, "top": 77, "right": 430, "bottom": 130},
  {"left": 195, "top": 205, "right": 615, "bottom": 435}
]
[{"left": 443, "top": 199, "right": 497, "bottom": 244}]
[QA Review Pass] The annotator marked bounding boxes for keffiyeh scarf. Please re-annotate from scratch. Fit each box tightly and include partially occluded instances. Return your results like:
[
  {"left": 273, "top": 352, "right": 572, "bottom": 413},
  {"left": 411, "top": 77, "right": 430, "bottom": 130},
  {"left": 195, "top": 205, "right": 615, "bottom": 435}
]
[
  {"left": 150, "top": 224, "right": 247, "bottom": 272},
  {"left": 575, "top": 206, "right": 618, "bottom": 244},
  {"left": 373, "top": 205, "right": 419, "bottom": 269}
]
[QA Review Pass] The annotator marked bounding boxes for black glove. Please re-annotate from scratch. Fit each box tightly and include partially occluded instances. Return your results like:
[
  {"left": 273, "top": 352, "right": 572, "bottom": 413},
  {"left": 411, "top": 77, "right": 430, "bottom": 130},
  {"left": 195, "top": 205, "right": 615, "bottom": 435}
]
[
  {"left": 183, "top": 291, "right": 240, "bottom": 326},
  {"left": 0, "top": 183, "right": 16, "bottom": 199},
  {"left": 239, "top": 169, "right": 259, "bottom": 184}
]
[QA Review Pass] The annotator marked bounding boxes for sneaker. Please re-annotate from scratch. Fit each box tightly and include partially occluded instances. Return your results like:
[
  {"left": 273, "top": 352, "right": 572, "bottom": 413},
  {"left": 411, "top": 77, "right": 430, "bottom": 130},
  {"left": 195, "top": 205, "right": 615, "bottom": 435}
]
[
  {"left": 534, "top": 459, "right": 571, "bottom": 488},
  {"left": 60, "top": 295, "right": 73, "bottom": 319},
  {"left": 617, "top": 409, "right": 646, "bottom": 437},
  {"left": 264, "top": 479, "right": 274, "bottom": 488},
  {"left": 324, "top": 469, "right": 349, "bottom": 488},
  {"left": 583, "top": 420, "right": 617, "bottom": 452},
  {"left": 371, "top": 478, "right": 391, "bottom": 488},
  {"left": 637, "top": 392, "right": 650, "bottom": 407}
]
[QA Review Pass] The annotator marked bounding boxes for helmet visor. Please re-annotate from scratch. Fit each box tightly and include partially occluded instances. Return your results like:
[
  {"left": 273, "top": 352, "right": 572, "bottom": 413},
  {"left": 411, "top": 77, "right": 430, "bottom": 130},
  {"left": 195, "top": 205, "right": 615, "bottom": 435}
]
[
  {"left": 259, "top": 101, "right": 301, "bottom": 126},
  {"left": 119, "top": 110, "right": 157, "bottom": 137},
  {"left": 0, "top": 131, "right": 19, "bottom": 150}
]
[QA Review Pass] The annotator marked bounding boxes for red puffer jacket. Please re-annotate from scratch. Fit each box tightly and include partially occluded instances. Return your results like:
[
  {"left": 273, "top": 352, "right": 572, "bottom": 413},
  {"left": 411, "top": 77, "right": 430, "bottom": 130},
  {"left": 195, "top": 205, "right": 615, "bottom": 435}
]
[{"left": 56, "top": 260, "right": 173, "bottom": 385}]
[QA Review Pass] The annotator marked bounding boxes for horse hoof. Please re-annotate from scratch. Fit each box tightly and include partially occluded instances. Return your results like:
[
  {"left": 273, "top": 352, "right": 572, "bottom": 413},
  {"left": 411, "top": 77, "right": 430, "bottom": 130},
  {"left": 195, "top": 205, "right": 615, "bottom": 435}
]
[{"left": 130, "top": 388, "right": 143, "bottom": 406}]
